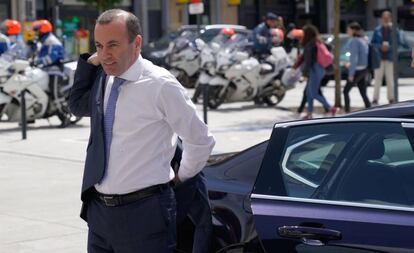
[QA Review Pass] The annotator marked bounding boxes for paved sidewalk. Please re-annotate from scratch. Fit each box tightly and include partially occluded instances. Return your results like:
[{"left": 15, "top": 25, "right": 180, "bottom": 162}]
[{"left": 0, "top": 79, "right": 413, "bottom": 252}]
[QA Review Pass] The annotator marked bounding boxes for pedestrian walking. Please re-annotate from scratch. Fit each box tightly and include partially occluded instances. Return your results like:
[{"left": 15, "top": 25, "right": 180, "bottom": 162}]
[
  {"left": 300, "top": 24, "right": 336, "bottom": 119},
  {"left": 371, "top": 10, "right": 399, "bottom": 105},
  {"left": 69, "top": 9, "right": 215, "bottom": 253},
  {"left": 343, "top": 22, "right": 371, "bottom": 113}
]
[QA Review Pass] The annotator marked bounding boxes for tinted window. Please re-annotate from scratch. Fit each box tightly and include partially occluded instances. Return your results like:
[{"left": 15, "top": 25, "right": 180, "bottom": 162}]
[
  {"left": 261, "top": 122, "right": 414, "bottom": 209},
  {"left": 332, "top": 130, "right": 414, "bottom": 207},
  {"left": 282, "top": 133, "right": 351, "bottom": 198},
  {"left": 200, "top": 29, "right": 220, "bottom": 43}
]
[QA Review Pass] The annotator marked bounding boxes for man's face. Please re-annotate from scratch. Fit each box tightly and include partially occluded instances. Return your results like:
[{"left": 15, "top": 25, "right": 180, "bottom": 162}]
[
  {"left": 94, "top": 18, "right": 141, "bottom": 76},
  {"left": 381, "top": 14, "right": 391, "bottom": 26},
  {"left": 266, "top": 19, "right": 278, "bottom": 28}
]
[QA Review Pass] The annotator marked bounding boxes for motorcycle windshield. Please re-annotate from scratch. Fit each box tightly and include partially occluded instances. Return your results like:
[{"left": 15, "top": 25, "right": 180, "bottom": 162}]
[
  {"left": 172, "top": 31, "right": 198, "bottom": 53},
  {"left": 208, "top": 33, "right": 232, "bottom": 51},
  {"left": 220, "top": 33, "right": 251, "bottom": 54}
]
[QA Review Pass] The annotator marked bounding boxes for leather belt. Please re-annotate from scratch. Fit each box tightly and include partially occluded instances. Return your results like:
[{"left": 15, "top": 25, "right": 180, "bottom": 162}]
[{"left": 93, "top": 182, "right": 171, "bottom": 207}]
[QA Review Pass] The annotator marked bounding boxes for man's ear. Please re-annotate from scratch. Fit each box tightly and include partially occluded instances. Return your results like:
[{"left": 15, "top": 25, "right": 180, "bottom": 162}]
[{"left": 135, "top": 35, "right": 142, "bottom": 50}]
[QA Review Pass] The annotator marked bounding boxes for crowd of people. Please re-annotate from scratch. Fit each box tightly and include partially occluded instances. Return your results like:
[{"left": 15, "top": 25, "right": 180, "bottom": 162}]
[{"left": 251, "top": 10, "right": 402, "bottom": 119}]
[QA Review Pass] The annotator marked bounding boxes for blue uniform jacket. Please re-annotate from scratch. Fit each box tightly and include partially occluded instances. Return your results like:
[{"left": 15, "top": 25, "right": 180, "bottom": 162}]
[
  {"left": 251, "top": 22, "right": 273, "bottom": 54},
  {"left": 36, "top": 32, "right": 64, "bottom": 65}
]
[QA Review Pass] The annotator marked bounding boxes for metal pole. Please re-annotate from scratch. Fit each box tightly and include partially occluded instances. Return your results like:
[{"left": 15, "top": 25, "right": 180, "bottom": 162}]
[
  {"left": 21, "top": 89, "right": 27, "bottom": 140},
  {"left": 197, "top": 13, "right": 208, "bottom": 124},
  {"left": 391, "top": 2, "right": 398, "bottom": 102},
  {"left": 333, "top": 0, "right": 341, "bottom": 107}
]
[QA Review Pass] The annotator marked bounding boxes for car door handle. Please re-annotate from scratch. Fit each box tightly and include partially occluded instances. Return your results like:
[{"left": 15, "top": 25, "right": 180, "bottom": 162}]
[{"left": 278, "top": 226, "right": 342, "bottom": 245}]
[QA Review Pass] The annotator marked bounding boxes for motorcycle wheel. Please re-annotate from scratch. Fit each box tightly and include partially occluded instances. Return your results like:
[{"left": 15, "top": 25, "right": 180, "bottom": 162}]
[
  {"left": 57, "top": 111, "right": 82, "bottom": 128},
  {"left": 208, "top": 86, "right": 226, "bottom": 109},
  {"left": 56, "top": 103, "right": 82, "bottom": 128},
  {"left": 263, "top": 85, "right": 286, "bottom": 106},
  {"left": 177, "top": 71, "right": 194, "bottom": 88}
]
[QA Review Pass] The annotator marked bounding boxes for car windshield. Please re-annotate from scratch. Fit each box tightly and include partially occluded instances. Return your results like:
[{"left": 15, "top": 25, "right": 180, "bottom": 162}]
[{"left": 199, "top": 29, "right": 221, "bottom": 43}]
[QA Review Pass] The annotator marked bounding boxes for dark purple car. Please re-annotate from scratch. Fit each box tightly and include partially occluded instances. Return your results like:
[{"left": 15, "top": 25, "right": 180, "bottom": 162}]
[{"left": 177, "top": 101, "right": 414, "bottom": 252}]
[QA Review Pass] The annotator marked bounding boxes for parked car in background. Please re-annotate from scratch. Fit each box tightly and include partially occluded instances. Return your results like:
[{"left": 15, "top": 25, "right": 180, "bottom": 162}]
[
  {"left": 175, "top": 101, "right": 414, "bottom": 252},
  {"left": 141, "top": 24, "right": 248, "bottom": 68}
]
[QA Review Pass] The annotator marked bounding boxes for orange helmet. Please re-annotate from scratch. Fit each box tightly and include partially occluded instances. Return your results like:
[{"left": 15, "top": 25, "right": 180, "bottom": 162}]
[
  {"left": 221, "top": 28, "right": 235, "bottom": 37},
  {"left": 3, "top": 19, "right": 21, "bottom": 35},
  {"left": 32, "top": 19, "right": 53, "bottom": 34},
  {"left": 290, "top": 28, "right": 304, "bottom": 40}
]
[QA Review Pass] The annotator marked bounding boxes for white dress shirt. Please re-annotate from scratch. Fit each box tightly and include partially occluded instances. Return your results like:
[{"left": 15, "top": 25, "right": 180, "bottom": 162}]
[{"left": 95, "top": 55, "right": 215, "bottom": 194}]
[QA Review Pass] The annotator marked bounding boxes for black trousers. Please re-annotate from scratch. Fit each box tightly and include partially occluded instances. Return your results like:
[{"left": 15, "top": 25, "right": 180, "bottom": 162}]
[
  {"left": 87, "top": 187, "right": 176, "bottom": 253},
  {"left": 343, "top": 69, "right": 371, "bottom": 113}
]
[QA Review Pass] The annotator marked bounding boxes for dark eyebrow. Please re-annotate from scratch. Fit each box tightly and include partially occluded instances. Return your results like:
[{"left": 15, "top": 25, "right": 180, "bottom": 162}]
[{"left": 107, "top": 40, "right": 120, "bottom": 45}]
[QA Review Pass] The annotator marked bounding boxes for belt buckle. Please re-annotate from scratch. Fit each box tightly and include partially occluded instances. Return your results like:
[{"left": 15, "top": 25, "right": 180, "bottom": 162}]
[{"left": 102, "top": 196, "right": 118, "bottom": 207}]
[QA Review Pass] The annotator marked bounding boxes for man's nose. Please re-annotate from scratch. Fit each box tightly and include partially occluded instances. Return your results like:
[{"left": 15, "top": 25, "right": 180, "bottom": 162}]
[{"left": 101, "top": 46, "right": 111, "bottom": 58}]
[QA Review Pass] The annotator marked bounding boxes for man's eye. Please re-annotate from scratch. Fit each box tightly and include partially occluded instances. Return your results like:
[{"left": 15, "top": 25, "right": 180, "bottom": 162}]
[
  {"left": 96, "top": 44, "right": 103, "bottom": 49},
  {"left": 108, "top": 44, "right": 117, "bottom": 48}
]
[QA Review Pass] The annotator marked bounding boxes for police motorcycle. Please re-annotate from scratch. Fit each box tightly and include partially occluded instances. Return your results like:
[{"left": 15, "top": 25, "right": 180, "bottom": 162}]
[
  {"left": 205, "top": 32, "right": 292, "bottom": 109},
  {"left": 0, "top": 50, "right": 81, "bottom": 127},
  {"left": 191, "top": 29, "right": 243, "bottom": 103},
  {"left": 166, "top": 31, "right": 201, "bottom": 88}
]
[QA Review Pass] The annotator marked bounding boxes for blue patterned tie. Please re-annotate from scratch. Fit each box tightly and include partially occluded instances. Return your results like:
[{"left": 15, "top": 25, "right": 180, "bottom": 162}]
[{"left": 104, "top": 77, "right": 125, "bottom": 171}]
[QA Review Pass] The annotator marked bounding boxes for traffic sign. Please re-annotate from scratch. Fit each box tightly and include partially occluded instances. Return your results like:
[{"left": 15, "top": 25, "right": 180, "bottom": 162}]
[{"left": 189, "top": 2, "right": 204, "bottom": 15}]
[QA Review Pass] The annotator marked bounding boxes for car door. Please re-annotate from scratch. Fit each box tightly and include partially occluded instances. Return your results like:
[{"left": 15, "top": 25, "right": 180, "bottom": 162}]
[{"left": 250, "top": 118, "right": 414, "bottom": 253}]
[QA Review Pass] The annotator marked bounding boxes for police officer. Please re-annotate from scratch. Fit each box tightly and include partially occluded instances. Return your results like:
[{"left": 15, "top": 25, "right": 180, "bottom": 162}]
[
  {"left": 32, "top": 19, "right": 65, "bottom": 108},
  {"left": 0, "top": 32, "right": 10, "bottom": 56},
  {"left": 251, "top": 12, "right": 280, "bottom": 55},
  {"left": 1, "top": 19, "right": 29, "bottom": 59},
  {"left": 32, "top": 19, "right": 64, "bottom": 66}
]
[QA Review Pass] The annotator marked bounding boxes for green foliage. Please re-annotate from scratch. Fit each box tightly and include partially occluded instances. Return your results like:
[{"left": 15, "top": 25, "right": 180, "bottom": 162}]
[
  {"left": 78, "top": 0, "right": 122, "bottom": 13},
  {"left": 341, "top": 0, "right": 358, "bottom": 13}
]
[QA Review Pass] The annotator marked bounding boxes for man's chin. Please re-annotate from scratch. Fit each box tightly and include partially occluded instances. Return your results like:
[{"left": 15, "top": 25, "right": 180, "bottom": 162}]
[{"left": 102, "top": 66, "right": 119, "bottom": 76}]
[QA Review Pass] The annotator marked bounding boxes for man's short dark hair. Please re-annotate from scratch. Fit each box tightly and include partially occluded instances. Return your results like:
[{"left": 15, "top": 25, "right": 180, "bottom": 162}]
[{"left": 96, "top": 9, "right": 142, "bottom": 42}]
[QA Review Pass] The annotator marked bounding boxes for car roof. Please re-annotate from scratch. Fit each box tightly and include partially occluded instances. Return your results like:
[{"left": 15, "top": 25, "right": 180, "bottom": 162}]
[
  {"left": 344, "top": 100, "right": 414, "bottom": 118},
  {"left": 204, "top": 24, "right": 247, "bottom": 30},
  {"left": 179, "top": 24, "right": 247, "bottom": 31}
]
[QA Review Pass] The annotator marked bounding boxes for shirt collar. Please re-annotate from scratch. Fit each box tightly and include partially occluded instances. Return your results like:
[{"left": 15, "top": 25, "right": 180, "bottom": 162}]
[{"left": 118, "top": 54, "right": 143, "bottom": 82}]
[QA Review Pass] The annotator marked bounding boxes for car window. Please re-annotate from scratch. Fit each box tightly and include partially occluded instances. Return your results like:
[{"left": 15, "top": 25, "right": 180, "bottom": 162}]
[
  {"left": 200, "top": 29, "right": 220, "bottom": 43},
  {"left": 257, "top": 121, "right": 414, "bottom": 209},
  {"left": 332, "top": 130, "right": 414, "bottom": 207},
  {"left": 281, "top": 130, "right": 352, "bottom": 198}
]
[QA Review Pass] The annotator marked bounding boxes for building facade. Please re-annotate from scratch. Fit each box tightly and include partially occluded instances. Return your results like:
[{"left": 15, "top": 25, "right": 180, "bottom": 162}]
[{"left": 4, "top": 0, "right": 414, "bottom": 44}]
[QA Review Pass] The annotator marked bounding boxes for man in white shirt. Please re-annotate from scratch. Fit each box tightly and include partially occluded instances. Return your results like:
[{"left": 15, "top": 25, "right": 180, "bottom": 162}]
[{"left": 69, "top": 9, "right": 215, "bottom": 253}]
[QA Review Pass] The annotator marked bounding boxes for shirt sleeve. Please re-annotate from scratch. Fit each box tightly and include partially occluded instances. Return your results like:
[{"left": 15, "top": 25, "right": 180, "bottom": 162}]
[
  {"left": 348, "top": 38, "right": 359, "bottom": 77},
  {"left": 156, "top": 77, "right": 215, "bottom": 181}
]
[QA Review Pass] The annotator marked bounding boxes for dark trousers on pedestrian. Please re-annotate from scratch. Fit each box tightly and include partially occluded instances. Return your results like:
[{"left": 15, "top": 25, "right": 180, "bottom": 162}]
[
  {"left": 86, "top": 187, "right": 176, "bottom": 253},
  {"left": 343, "top": 69, "right": 371, "bottom": 113}
]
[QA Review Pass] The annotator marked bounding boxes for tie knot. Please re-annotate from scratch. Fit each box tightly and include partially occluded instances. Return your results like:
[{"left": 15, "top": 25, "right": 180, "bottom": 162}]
[{"left": 113, "top": 77, "right": 125, "bottom": 88}]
